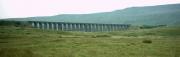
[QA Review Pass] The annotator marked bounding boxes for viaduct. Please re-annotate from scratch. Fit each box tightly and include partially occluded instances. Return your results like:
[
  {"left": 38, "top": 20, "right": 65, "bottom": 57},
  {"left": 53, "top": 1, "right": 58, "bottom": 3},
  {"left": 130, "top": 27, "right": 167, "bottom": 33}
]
[{"left": 29, "top": 21, "right": 131, "bottom": 32}]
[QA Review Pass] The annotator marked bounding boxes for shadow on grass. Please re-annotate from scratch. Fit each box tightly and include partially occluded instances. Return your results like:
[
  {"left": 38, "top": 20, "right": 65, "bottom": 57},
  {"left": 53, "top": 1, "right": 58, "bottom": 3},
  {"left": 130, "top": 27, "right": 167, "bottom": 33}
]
[{"left": 0, "top": 48, "right": 41, "bottom": 57}]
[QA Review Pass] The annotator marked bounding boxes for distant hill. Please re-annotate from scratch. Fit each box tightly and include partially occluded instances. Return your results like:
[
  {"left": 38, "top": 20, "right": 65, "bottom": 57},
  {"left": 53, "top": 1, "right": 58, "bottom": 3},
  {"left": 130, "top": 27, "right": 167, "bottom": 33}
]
[{"left": 3, "top": 4, "right": 180, "bottom": 25}]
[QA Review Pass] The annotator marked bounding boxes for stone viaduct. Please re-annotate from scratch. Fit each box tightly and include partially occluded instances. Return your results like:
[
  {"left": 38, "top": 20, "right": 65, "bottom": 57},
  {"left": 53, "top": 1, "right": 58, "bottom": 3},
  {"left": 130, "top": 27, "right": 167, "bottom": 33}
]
[{"left": 29, "top": 21, "right": 130, "bottom": 32}]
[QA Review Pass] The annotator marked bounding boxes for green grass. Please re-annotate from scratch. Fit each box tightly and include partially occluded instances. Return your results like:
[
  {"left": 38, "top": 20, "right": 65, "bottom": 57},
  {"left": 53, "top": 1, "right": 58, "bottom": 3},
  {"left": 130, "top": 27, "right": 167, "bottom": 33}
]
[{"left": 0, "top": 26, "right": 180, "bottom": 57}]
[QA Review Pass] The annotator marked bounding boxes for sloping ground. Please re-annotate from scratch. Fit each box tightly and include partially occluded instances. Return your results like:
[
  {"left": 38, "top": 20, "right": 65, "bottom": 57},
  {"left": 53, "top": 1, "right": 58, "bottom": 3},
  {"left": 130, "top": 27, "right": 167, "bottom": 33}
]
[
  {"left": 4, "top": 4, "right": 180, "bottom": 25},
  {"left": 0, "top": 26, "right": 180, "bottom": 57}
]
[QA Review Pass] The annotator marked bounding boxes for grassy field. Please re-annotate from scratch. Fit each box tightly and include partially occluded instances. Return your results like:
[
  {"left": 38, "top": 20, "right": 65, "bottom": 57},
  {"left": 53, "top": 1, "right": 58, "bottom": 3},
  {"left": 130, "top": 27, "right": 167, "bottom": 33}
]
[{"left": 0, "top": 26, "right": 180, "bottom": 57}]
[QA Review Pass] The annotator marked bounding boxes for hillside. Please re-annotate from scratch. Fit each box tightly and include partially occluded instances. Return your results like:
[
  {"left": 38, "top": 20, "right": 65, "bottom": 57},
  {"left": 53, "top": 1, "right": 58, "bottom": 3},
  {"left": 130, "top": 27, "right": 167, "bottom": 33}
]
[{"left": 4, "top": 4, "right": 180, "bottom": 25}]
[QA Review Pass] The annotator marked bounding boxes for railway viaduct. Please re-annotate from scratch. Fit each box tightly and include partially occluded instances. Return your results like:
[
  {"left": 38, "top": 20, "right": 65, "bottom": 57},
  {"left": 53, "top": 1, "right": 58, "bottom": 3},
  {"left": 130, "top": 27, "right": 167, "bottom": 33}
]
[{"left": 29, "top": 21, "right": 130, "bottom": 32}]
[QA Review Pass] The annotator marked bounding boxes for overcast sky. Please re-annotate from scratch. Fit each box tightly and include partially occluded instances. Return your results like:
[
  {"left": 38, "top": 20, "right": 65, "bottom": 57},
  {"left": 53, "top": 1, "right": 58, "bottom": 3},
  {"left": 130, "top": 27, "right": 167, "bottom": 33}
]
[{"left": 0, "top": 0, "right": 180, "bottom": 19}]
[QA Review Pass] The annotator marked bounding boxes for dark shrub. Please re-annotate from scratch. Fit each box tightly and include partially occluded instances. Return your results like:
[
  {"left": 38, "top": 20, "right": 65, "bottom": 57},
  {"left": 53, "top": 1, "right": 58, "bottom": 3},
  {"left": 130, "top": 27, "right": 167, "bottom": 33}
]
[
  {"left": 26, "top": 32, "right": 31, "bottom": 34},
  {"left": 142, "top": 40, "right": 152, "bottom": 44},
  {"left": 92, "top": 34, "right": 111, "bottom": 38},
  {"left": 0, "top": 32, "right": 5, "bottom": 33},
  {"left": 140, "top": 25, "right": 156, "bottom": 29}
]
